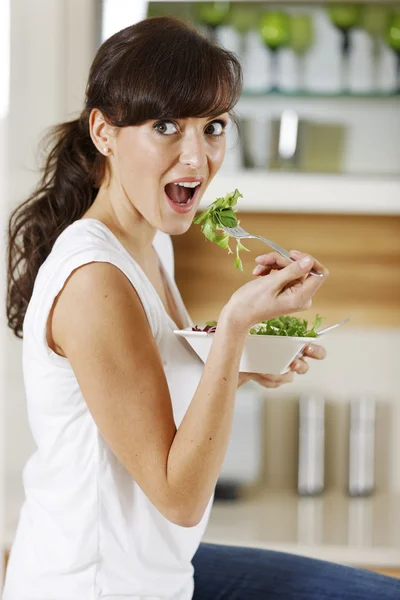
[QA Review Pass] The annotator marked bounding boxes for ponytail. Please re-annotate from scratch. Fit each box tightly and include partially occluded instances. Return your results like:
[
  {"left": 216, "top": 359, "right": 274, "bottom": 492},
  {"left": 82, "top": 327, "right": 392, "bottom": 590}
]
[{"left": 6, "top": 112, "right": 105, "bottom": 338}]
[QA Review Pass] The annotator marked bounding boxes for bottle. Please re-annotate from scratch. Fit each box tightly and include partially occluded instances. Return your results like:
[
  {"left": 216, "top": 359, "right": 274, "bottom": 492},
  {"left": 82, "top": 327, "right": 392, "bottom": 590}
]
[
  {"left": 348, "top": 396, "right": 376, "bottom": 497},
  {"left": 298, "top": 393, "right": 325, "bottom": 496}
]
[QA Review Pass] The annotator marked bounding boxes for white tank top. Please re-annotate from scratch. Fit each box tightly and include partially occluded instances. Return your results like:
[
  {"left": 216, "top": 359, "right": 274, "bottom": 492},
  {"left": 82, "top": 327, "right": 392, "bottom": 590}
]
[{"left": 3, "top": 219, "right": 213, "bottom": 600}]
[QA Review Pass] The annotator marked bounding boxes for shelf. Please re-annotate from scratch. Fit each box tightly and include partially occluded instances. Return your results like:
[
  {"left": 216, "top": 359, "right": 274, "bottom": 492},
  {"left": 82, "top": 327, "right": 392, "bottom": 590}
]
[
  {"left": 241, "top": 89, "right": 400, "bottom": 100},
  {"left": 204, "top": 490, "right": 400, "bottom": 567},
  {"left": 198, "top": 172, "right": 400, "bottom": 215}
]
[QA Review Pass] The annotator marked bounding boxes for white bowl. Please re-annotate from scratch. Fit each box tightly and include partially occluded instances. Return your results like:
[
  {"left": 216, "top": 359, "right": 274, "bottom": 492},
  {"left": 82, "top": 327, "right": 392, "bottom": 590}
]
[{"left": 174, "top": 328, "right": 325, "bottom": 374}]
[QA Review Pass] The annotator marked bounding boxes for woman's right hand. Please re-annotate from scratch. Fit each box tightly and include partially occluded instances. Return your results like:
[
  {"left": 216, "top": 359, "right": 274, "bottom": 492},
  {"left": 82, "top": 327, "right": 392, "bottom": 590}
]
[{"left": 220, "top": 250, "right": 329, "bottom": 334}]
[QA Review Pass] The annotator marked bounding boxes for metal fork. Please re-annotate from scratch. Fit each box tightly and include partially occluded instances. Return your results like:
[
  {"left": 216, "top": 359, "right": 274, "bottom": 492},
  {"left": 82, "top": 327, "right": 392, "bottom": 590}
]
[{"left": 216, "top": 219, "right": 323, "bottom": 277}]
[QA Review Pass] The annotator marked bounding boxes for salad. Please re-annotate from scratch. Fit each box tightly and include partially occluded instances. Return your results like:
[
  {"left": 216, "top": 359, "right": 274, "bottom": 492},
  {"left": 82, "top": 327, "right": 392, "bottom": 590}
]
[
  {"left": 193, "top": 189, "right": 250, "bottom": 271},
  {"left": 193, "top": 191, "right": 324, "bottom": 338},
  {"left": 193, "top": 315, "right": 324, "bottom": 338}
]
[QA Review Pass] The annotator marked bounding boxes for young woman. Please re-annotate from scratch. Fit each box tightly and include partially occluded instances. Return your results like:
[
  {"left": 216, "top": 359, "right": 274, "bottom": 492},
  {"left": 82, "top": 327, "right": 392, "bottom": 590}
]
[{"left": 4, "top": 16, "right": 399, "bottom": 600}]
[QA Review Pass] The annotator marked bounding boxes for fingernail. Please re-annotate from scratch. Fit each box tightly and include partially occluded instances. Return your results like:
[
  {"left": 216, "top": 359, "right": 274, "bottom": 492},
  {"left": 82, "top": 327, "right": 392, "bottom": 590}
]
[
  {"left": 252, "top": 265, "right": 264, "bottom": 275},
  {"left": 255, "top": 255, "right": 265, "bottom": 262},
  {"left": 307, "top": 345, "right": 313, "bottom": 353},
  {"left": 299, "top": 256, "right": 312, "bottom": 268}
]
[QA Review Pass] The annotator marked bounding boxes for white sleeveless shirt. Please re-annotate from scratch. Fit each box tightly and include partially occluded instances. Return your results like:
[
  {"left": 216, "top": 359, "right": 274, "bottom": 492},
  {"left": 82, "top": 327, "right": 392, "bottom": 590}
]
[{"left": 3, "top": 219, "right": 213, "bottom": 600}]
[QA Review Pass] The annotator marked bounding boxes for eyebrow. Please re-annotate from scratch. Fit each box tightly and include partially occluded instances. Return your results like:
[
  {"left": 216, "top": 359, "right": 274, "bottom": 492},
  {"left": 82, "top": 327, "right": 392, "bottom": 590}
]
[
  {"left": 188, "top": 114, "right": 230, "bottom": 122},
  {"left": 153, "top": 114, "right": 230, "bottom": 124}
]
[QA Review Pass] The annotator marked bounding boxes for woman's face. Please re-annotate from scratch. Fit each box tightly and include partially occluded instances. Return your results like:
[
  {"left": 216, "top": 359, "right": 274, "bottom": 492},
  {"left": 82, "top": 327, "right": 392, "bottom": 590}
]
[{"left": 110, "top": 114, "right": 229, "bottom": 235}]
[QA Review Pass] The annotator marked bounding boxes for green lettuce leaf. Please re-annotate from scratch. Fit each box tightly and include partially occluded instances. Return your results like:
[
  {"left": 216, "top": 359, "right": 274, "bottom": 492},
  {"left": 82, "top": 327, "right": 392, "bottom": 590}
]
[
  {"left": 249, "top": 314, "right": 324, "bottom": 337},
  {"left": 194, "top": 189, "right": 249, "bottom": 269}
]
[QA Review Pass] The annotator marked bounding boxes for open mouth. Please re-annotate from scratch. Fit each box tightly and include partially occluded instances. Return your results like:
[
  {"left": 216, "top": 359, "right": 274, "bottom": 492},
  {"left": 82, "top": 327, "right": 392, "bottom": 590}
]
[{"left": 164, "top": 181, "right": 202, "bottom": 206}]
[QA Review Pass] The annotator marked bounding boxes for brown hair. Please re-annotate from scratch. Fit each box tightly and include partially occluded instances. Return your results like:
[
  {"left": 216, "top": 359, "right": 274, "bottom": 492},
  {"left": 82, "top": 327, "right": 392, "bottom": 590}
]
[{"left": 6, "top": 16, "right": 242, "bottom": 338}]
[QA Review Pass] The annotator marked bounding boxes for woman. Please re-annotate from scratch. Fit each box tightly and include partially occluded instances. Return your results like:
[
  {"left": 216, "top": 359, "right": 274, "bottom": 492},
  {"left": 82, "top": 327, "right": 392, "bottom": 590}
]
[{"left": 4, "top": 16, "right": 398, "bottom": 600}]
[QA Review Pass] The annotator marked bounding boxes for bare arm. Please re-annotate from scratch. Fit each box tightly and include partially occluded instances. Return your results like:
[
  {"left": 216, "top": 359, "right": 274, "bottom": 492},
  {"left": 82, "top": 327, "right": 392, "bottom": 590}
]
[
  {"left": 166, "top": 310, "right": 245, "bottom": 524},
  {"left": 51, "top": 262, "right": 247, "bottom": 527}
]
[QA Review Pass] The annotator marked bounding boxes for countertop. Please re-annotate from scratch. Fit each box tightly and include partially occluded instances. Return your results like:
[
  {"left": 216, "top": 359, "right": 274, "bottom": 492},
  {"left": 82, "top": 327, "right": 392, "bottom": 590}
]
[{"left": 203, "top": 489, "right": 400, "bottom": 567}]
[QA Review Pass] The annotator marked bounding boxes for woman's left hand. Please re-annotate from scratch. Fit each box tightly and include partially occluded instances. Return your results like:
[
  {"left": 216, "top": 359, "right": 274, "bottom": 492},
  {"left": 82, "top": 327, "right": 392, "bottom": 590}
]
[{"left": 237, "top": 343, "right": 327, "bottom": 389}]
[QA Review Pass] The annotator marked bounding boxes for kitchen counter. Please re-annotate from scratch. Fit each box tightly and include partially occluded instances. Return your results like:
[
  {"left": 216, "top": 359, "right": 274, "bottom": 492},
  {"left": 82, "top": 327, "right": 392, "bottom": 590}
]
[{"left": 204, "top": 489, "right": 400, "bottom": 567}]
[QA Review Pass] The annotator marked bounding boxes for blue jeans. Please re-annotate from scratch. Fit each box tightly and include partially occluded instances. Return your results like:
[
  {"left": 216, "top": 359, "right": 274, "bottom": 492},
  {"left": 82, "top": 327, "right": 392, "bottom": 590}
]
[{"left": 192, "top": 543, "right": 400, "bottom": 599}]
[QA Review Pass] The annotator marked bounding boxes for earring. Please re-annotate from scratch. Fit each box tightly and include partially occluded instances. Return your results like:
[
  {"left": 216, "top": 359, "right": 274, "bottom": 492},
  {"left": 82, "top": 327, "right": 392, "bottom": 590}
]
[{"left": 103, "top": 147, "right": 108, "bottom": 154}]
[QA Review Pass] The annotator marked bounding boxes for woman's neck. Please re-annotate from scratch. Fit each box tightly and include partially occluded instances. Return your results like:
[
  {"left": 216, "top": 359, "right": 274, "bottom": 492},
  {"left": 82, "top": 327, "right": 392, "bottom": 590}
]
[{"left": 83, "top": 187, "right": 157, "bottom": 259}]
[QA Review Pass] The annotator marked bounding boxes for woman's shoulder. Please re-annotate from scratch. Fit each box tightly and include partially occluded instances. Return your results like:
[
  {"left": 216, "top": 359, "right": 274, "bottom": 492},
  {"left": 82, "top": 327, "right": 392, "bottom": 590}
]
[
  {"left": 52, "top": 218, "right": 119, "bottom": 254},
  {"left": 52, "top": 219, "right": 176, "bottom": 280},
  {"left": 36, "top": 219, "right": 125, "bottom": 278},
  {"left": 25, "top": 219, "right": 164, "bottom": 347}
]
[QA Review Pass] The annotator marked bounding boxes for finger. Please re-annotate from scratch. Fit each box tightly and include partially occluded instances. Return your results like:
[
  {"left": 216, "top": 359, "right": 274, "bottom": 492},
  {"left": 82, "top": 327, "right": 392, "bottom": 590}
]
[
  {"left": 276, "top": 371, "right": 295, "bottom": 384},
  {"left": 253, "top": 371, "right": 294, "bottom": 385},
  {"left": 252, "top": 264, "right": 275, "bottom": 276},
  {"left": 256, "top": 250, "right": 329, "bottom": 278},
  {"left": 302, "top": 343, "right": 327, "bottom": 361},
  {"left": 281, "top": 255, "right": 329, "bottom": 301},
  {"left": 252, "top": 252, "right": 291, "bottom": 276},
  {"left": 255, "top": 252, "right": 291, "bottom": 267},
  {"left": 257, "top": 372, "right": 288, "bottom": 383},
  {"left": 237, "top": 373, "right": 252, "bottom": 388},
  {"left": 289, "top": 250, "right": 329, "bottom": 278},
  {"left": 273, "top": 254, "right": 324, "bottom": 292},
  {"left": 252, "top": 378, "right": 284, "bottom": 389},
  {"left": 291, "top": 358, "right": 309, "bottom": 375}
]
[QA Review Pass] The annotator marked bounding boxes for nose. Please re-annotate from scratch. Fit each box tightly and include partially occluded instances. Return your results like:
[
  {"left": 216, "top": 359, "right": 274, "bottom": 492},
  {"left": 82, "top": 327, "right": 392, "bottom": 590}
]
[{"left": 179, "top": 132, "right": 207, "bottom": 170}]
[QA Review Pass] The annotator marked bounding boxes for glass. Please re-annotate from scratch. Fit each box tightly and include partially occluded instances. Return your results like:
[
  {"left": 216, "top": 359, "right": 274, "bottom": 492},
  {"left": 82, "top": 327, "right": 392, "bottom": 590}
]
[
  {"left": 327, "top": 3, "right": 363, "bottom": 92},
  {"left": 228, "top": 2, "right": 260, "bottom": 60},
  {"left": 360, "top": 4, "right": 390, "bottom": 92},
  {"left": 194, "top": 1, "right": 230, "bottom": 43},
  {"left": 289, "top": 14, "right": 315, "bottom": 92},
  {"left": 259, "top": 11, "right": 291, "bottom": 91},
  {"left": 385, "top": 12, "right": 400, "bottom": 92}
]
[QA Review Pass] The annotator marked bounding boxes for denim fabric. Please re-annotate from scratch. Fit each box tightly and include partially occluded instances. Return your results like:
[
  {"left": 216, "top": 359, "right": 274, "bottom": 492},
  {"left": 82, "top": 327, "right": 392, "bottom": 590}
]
[{"left": 192, "top": 542, "right": 400, "bottom": 599}]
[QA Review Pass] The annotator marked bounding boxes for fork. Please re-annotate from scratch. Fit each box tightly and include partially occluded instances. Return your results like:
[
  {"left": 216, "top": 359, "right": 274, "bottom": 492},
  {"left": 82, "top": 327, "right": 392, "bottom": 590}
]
[{"left": 216, "top": 218, "right": 323, "bottom": 278}]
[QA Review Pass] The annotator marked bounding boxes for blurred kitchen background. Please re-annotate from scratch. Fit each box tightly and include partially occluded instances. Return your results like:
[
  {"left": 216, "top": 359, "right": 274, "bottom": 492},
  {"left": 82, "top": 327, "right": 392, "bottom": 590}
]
[{"left": 1, "top": 0, "right": 400, "bottom": 583}]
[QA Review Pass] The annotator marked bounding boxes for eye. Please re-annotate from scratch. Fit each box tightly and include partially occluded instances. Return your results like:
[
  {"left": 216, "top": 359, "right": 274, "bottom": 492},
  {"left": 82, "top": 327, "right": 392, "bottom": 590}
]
[
  {"left": 153, "top": 120, "right": 178, "bottom": 136},
  {"left": 205, "top": 120, "right": 226, "bottom": 136}
]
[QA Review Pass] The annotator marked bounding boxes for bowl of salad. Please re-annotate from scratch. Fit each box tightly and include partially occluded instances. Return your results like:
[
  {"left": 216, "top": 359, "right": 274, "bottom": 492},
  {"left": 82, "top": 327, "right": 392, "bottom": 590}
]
[
  {"left": 186, "top": 189, "right": 349, "bottom": 373},
  {"left": 174, "top": 315, "right": 349, "bottom": 374}
]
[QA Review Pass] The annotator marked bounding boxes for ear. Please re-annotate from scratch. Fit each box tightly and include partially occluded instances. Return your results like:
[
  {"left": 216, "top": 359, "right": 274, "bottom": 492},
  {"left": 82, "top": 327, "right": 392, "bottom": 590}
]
[{"left": 89, "top": 108, "right": 116, "bottom": 156}]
